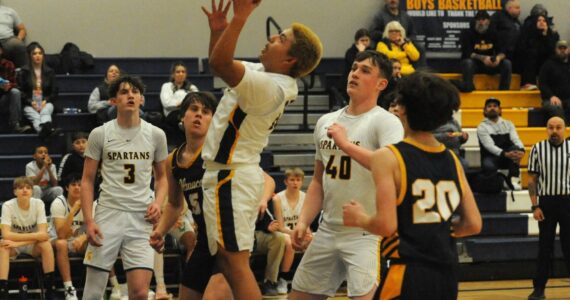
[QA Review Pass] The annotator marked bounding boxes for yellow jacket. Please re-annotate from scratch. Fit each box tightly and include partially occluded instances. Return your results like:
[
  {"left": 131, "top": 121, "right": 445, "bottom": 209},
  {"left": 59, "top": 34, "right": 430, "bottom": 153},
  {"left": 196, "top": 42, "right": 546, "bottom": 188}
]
[{"left": 376, "top": 41, "right": 420, "bottom": 75}]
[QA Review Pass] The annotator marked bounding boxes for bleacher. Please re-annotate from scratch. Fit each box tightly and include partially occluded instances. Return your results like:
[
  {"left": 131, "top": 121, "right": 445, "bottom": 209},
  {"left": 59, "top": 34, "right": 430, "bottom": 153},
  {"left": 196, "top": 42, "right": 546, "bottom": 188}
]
[{"left": 1, "top": 55, "right": 568, "bottom": 297}]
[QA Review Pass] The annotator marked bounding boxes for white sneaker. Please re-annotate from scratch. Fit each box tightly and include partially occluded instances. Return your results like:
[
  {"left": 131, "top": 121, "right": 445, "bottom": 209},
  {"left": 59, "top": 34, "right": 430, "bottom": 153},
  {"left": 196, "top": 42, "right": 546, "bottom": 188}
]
[
  {"left": 148, "top": 289, "right": 156, "bottom": 300},
  {"left": 511, "top": 177, "right": 522, "bottom": 191},
  {"left": 110, "top": 285, "right": 122, "bottom": 300},
  {"left": 64, "top": 286, "right": 78, "bottom": 300},
  {"left": 276, "top": 277, "right": 288, "bottom": 294}
]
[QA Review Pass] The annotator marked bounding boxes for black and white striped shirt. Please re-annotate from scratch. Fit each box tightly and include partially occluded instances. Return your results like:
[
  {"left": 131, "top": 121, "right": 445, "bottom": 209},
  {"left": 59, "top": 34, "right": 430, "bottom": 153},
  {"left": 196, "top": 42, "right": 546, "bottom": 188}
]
[{"left": 528, "top": 139, "right": 570, "bottom": 196}]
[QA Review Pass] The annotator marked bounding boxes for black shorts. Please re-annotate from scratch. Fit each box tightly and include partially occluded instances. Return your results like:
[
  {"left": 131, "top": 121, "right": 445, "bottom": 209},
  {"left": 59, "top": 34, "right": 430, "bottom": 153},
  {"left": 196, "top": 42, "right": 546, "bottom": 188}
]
[
  {"left": 180, "top": 243, "right": 219, "bottom": 293},
  {"left": 376, "top": 262, "right": 458, "bottom": 300}
]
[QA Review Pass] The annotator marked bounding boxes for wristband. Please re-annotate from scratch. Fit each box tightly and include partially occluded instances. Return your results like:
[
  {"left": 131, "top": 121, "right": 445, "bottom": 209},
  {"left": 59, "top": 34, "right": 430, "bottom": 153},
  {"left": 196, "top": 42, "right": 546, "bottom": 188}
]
[{"left": 531, "top": 205, "right": 539, "bottom": 211}]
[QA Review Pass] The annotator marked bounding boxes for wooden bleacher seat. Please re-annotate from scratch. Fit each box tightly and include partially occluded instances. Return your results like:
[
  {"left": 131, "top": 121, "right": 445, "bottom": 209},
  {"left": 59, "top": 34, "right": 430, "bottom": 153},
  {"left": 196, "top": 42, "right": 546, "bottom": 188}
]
[
  {"left": 90, "top": 57, "right": 200, "bottom": 74},
  {"left": 438, "top": 73, "right": 521, "bottom": 90},
  {"left": 459, "top": 90, "right": 541, "bottom": 108}
]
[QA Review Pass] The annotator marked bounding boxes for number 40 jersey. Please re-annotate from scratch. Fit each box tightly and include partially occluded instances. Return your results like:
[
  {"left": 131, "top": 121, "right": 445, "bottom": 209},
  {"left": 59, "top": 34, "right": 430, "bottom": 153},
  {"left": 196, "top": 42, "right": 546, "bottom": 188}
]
[
  {"left": 314, "top": 106, "right": 403, "bottom": 229},
  {"left": 85, "top": 119, "right": 168, "bottom": 212}
]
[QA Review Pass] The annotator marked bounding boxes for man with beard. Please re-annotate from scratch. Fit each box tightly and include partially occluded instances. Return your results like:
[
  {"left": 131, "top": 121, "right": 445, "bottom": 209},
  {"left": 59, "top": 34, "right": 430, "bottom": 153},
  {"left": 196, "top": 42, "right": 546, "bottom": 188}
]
[
  {"left": 527, "top": 117, "right": 570, "bottom": 300},
  {"left": 476, "top": 98, "right": 525, "bottom": 190},
  {"left": 369, "top": 0, "right": 416, "bottom": 44},
  {"left": 457, "top": 10, "right": 512, "bottom": 92},
  {"left": 539, "top": 40, "right": 570, "bottom": 123}
]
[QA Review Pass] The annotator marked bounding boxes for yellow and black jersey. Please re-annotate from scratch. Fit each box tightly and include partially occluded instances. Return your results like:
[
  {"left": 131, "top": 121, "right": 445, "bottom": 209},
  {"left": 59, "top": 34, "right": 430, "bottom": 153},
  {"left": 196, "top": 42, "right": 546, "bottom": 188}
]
[
  {"left": 382, "top": 138, "right": 466, "bottom": 267},
  {"left": 170, "top": 142, "right": 206, "bottom": 247}
]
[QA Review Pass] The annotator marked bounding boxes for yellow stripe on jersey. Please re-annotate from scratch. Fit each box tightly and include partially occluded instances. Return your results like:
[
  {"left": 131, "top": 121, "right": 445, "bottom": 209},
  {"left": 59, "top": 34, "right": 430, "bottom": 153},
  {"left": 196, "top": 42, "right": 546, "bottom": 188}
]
[
  {"left": 387, "top": 145, "right": 407, "bottom": 206},
  {"left": 227, "top": 106, "right": 242, "bottom": 165},
  {"left": 377, "top": 238, "right": 382, "bottom": 285},
  {"left": 379, "top": 264, "right": 406, "bottom": 300},
  {"left": 215, "top": 170, "right": 235, "bottom": 249},
  {"left": 402, "top": 137, "right": 446, "bottom": 153}
]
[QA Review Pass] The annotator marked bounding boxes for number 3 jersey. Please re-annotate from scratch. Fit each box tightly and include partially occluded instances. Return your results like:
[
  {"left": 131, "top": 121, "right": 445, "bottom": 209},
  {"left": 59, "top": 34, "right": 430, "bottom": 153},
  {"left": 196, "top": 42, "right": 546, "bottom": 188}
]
[
  {"left": 85, "top": 119, "right": 168, "bottom": 212},
  {"left": 314, "top": 106, "right": 403, "bottom": 228},
  {"left": 383, "top": 139, "right": 466, "bottom": 266}
]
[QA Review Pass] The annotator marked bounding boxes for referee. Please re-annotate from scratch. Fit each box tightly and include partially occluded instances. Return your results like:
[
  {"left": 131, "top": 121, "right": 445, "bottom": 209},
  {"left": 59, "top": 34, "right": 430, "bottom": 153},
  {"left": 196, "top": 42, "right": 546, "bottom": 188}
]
[{"left": 527, "top": 116, "right": 570, "bottom": 300}]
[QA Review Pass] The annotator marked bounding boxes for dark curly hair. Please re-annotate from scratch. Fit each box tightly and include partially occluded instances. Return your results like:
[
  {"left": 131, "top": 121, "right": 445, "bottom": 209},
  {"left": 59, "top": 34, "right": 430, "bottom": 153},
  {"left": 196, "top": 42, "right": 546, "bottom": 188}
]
[{"left": 395, "top": 72, "right": 460, "bottom": 131}]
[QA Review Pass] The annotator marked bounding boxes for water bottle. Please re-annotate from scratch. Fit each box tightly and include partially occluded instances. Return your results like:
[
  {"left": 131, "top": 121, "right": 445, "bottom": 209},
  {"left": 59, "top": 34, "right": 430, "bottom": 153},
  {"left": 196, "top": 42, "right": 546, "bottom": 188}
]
[
  {"left": 18, "top": 275, "right": 28, "bottom": 300},
  {"left": 32, "top": 87, "right": 42, "bottom": 108}
]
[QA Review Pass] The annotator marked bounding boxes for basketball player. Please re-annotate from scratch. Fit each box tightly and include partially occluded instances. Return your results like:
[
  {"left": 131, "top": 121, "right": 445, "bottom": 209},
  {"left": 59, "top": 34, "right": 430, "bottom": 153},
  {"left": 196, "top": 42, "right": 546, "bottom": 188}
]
[
  {"left": 150, "top": 92, "right": 232, "bottom": 300},
  {"left": 290, "top": 50, "right": 404, "bottom": 300},
  {"left": 343, "top": 72, "right": 482, "bottom": 299},
  {"left": 200, "top": 0, "right": 322, "bottom": 298},
  {"left": 81, "top": 76, "right": 168, "bottom": 300}
]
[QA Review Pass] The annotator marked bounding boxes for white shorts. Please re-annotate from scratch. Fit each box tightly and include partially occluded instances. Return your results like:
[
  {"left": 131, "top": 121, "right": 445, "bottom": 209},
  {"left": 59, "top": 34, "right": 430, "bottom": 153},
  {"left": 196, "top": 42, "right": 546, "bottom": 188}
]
[
  {"left": 202, "top": 166, "right": 263, "bottom": 255},
  {"left": 83, "top": 205, "right": 154, "bottom": 272},
  {"left": 168, "top": 210, "right": 195, "bottom": 242},
  {"left": 292, "top": 225, "right": 380, "bottom": 297},
  {"left": 10, "top": 244, "right": 35, "bottom": 259}
]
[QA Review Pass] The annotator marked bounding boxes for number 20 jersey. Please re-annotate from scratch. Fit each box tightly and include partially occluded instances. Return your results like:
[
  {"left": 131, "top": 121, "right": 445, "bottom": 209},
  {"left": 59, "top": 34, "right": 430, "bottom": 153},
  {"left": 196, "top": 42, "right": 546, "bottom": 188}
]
[
  {"left": 383, "top": 140, "right": 465, "bottom": 266},
  {"left": 314, "top": 106, "right": 403, "bottom": 228}
]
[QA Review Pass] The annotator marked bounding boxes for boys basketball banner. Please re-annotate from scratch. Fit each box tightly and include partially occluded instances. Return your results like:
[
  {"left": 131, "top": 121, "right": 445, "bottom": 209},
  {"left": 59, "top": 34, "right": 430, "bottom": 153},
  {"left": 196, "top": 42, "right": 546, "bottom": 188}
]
[{"left": 403, "top": 0, "right": 502, "bottom": 54}]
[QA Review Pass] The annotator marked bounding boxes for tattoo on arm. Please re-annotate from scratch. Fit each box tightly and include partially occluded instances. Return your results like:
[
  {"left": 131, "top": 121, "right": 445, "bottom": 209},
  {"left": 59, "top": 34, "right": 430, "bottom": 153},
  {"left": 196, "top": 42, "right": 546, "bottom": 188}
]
[{"left": 528, "top": 181, "right": 537, "bottom": 197}]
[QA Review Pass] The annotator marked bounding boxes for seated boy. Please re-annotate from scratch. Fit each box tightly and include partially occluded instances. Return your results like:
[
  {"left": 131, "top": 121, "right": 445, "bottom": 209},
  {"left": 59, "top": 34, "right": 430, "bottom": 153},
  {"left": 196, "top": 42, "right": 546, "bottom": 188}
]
[
  {"left": 0, "top": 176, "right": 56, "bottom": 299},
  {"left": 26, "top": 145, "right": 63, "bottom": 209},
  {"left": 272, "top": 167, "right": 311, "bottom": 293},
  {"left": 50, "top": 173, "right": 90, "bottom": 300}
]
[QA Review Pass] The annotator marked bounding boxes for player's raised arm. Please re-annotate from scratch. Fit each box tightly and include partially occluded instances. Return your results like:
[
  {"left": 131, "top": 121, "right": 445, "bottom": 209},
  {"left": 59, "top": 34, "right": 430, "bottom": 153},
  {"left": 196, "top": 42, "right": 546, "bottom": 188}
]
[{"left": 205, "top": 0, "right": 261, "bottom": 87}]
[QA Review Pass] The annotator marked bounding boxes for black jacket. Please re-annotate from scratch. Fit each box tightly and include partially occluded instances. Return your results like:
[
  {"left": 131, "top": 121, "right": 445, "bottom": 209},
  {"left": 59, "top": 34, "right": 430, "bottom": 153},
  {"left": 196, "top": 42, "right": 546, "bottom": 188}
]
[
  {"left": 460, "top": 25, "right": 504, "bottom": 59},
  {"left": 17, "top": 65, "right": 58, "bottom": 106},
  {"left": 490, "top": 10, "right": 521, "bottom": 54},
  {"left": 539, "top": 57, "right": 570, "bottom": 101}
]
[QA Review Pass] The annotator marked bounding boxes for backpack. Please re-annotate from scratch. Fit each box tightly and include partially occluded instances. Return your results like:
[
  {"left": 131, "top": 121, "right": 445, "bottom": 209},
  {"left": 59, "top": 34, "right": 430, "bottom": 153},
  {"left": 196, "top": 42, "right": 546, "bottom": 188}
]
[
  {"left": 470, "top": 171, "right": 513, "bottom": 194},
  {"left": 60, "top": 42, "right": 82, "bottom": 74}
]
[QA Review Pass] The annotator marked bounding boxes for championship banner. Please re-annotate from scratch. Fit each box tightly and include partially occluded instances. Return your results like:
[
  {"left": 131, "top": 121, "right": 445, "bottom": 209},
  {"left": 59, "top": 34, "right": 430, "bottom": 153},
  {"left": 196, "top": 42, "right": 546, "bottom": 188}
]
[{"left": 403, "top": 0, "right": 503, "bottom": 54}]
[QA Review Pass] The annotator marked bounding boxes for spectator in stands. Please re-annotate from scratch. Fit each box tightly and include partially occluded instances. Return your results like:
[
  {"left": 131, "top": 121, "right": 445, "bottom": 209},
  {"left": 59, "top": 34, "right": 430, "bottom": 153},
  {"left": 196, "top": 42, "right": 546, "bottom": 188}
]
[
  {"left": 516, "top": 14, "right": 559, "bottom": 90},
  {"left": 272, "top": 167, "right": 309, "bottom": 294},
  {"left": 477, "top": 98, "right": 525, "bottom": 190},
  {"left": 49, "top": 174, "right": 88, "bottom": 300},
  {"left": 254, "top": 173, "right": 288, "bottom": 296},
  {"left": 376, "top": 21, "right": 420, "bottom": 76},
  {"left": 369, "top": 0, "right": 415, "bottom": 45},
  {"left": 434, "top": 117, "right": 469, "bottom": 169},
  {"left": 18, "top": 42, "right": 60, "bottom": 138},
  {"left": 490, "top": 0, "right": 521, "bottom": 64},
  {"left": 160, "top": 62, "right": 199, "bottom": 146},
  {"left": 458, "top": 11, "right": 512, "bottom": 92},
  {"left": 0, "top": 177, "right": 56, "bottom": 300},
  {"left": 378, "top": 59, "right": 401, "bottom": 109},
  {"left": 26, "top": 145, "right": 63, "bottom": 209},
  {"left": 87, "top": 64, "right": 121, "bottom": 123},
  {"left": 341, "top": 28, "right": 373, "bottom": 101},
  {"left": 527, "top": 116, "right": 570, "bottom": 300},
  {"left": 58, "top": 132, "right": 88, "bottom": 185},
  {"left": 0, "top": 3, "right": 27, "bottom": 67},
  {"left": 539, "top": 40, "right": 570, "bottom": 123},
  {"left": 0, "top": 42, "right": 30, "bottom": 133},
  {"left": 160, "top": 62, "right": 199, "bottom": 125},
  {"left": 524, "top": 4, "right": 555, "bottom": 31}
]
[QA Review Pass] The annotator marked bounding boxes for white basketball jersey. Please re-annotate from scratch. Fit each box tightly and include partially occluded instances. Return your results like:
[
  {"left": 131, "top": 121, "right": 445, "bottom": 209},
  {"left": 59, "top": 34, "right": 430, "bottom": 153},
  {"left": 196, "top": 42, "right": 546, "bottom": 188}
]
[
  {"left": 0, "top": 198, "right": 46, "bottom": 233},
  {"left": 85, "top": 119, "right": 168, "bottom": 211},
  {"left": 202, "top": 61, "right": 298, "bottom": 167},
  {"left": 277, "top": 190, "right": 305, "bottom": 230},
  {"left": 48, "top": 196, "right": 94, "bottom": 239},
  {"left": 314, "top": 106, "right": 404, "bottom": 227}
]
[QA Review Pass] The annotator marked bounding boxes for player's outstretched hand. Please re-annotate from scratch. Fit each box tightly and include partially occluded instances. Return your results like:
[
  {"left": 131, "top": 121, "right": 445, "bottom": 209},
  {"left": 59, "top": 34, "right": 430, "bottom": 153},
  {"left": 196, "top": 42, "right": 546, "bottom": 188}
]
[
  {"left": 232, "top": 0, "right": 262, "bottom": 19},
  {"left": 291, "top": 222, "right": 309, "bottom": 251},
  {"left": 149, "top": 230, "right": 165, "bottom": 253},
  {"left": 145, "top": 202, "right": 161, "bottom": 224},
  {"left": 202, "top": 0, "right": 231, "bottom": 32},
  {"left": 343, "top": 200, "right": 366, "bottom": 228},
  {"left": 86, "top": 222, "right": 103, "bottom": 247}
]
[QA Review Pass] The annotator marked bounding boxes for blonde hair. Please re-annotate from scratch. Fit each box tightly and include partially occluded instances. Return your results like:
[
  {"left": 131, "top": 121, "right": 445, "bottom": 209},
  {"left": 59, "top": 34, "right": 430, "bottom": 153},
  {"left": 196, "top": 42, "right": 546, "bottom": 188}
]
[
  {"left": 13, "top": 176, "right": 33, "bottom": 190},
  {"left": 382, "top": 21, "right": 407, "bottom": 40},
  {"left": 288, "top": 23, "right": 323, "bottom": 78},
  {"left": 284, "top": 167, "right": 305, "bottom": 179}
]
